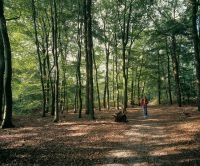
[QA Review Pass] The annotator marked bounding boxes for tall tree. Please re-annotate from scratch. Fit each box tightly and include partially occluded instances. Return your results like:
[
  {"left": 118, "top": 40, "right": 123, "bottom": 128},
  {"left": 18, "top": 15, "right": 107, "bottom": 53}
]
[
  {"left": 117, "top": 0, "right": 133, "bottom": 112},
  {"left": 157, "top": 51, "right": 161, "bottom": 104},
  {"left": 166, "top": 38, "right": 173, "bottom": 104},
  {"left": 51, "top": 0, "right": 59, "bottom": 122},
  {"left": 76, "top": 0, "right": 83, "bottom": 117},
  {"left": 84, "top": 0, "right": 94, "bottom": 119},
  {"left": 191, "top": 0, "right": 200, "bottom": 111},
  {"left": 171, "top": 33, "right": 182, "bottom": 106},
  {"left": 0, "top": 0, "right": 14, "bottom": 128},
  {"left": 32, "top": 0, "right": 47, "bottom": 117},
  {"left": 0, "top": 21, "right": 4, "bottom": 121},
  {"left": 102, "top": 17, "right": 110, "bottom": 110}
]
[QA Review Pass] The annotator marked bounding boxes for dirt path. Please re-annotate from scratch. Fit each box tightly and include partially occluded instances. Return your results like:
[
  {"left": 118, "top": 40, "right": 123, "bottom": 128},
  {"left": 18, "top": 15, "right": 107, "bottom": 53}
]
[{"left": 0, "top": 106, "right": 200, "bottom": 166}]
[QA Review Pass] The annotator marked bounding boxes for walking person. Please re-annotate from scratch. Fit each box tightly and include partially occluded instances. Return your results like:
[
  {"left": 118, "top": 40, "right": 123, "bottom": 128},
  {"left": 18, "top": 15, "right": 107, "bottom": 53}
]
[{"left": 140, "top": 96, "right": 149, "bottom": 118}]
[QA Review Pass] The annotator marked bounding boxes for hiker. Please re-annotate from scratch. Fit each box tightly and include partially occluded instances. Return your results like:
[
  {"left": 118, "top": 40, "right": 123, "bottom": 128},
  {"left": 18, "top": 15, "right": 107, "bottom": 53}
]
[{"left": 140, "top": 96, "right": 149, "bottom": 118}]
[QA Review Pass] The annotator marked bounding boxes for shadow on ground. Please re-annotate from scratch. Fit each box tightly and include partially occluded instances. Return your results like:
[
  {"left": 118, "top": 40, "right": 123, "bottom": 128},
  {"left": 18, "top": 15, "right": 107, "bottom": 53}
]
[{"left": 0, "top": 105, "right": 200, "bottom": 165}]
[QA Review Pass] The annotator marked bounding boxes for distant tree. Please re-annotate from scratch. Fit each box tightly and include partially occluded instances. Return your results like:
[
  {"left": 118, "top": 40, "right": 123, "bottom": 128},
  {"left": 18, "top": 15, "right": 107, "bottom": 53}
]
[
  {"left": 32, "top": 0, "right": 47, "bottom": 117},
  {"left": 102, "top": 13, "right": 110, "bottom": 110},
  {"left": 118, "top": 0, "right": 132, "bottom": 112},
  {"left": 0, "top": 0, "right": 14, "bottom": 128},
  {"left": 76, "top": 0, "right": 83, "bottom": 118}
]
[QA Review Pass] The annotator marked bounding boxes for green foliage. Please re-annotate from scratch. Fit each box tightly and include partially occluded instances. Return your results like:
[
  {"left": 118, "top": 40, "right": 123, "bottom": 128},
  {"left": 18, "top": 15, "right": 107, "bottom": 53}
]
[{"left": 2, "top": 0, "right": 197, "bottom": 114}]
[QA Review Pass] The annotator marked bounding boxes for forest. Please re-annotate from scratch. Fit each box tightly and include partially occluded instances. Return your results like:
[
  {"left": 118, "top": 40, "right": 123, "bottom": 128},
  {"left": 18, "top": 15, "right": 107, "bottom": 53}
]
[{"left": 0, "top": 0, "right": 200, "bottom": 165}]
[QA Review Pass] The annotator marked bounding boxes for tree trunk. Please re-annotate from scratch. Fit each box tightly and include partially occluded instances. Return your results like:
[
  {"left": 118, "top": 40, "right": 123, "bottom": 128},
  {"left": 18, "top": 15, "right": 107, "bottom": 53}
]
[
  {"left": 76, "top": 0, "right": 83, "bottom": 117},
  {"left": 191, "top": 0, "right": 200, "bottom": 111},
  {"left": 166, "top": 38, "right": 173, "bottom": 105},
  {"left": 137, "top": 59, "right": 143, "bottom": 105},
  {"left": 41, "top": 14, "right": 51, "bottom": 115},
  {"left": 77, "top": 49, "right": 83, "bottom": 117},
  {"left": 93, "top": 49, "right": 101, "bottom": 111},
  {"left": 45, "top": 47, "right": 50, "bottom": 114},
  {"left": 119, "top": 1, "right": 132, "bottom": 112},
  {"left": 84, "top": 0, "right": 89, "bottom": 115},
  {"left": 87, "top": 0, "right": 94, "bottom": 119},
  {"left": 51, "top": 0, "right": 59, "bottom": 122},
  {"left": 103, "top": 19, "right": 110, "bottom": 110},
  {"left": 32, "top": 0, "right": 46, "bottom": 117},
  {"left": 114, "top": 33, "right": 120, "bottom": 109},
  {"left": 171, "top": 34, "right": 182, "bottom": 107},
  {"left": 157, "top": 51, "right": 161, "bottom": 104},
  {"left": 115, "top": 54, "right": 120, "bottom": 109},
  {"left": 131, "top": 66, "right": 137, "bottom": 106},
  {"left": 103, "top": 47, "right": 110, "bottom": 110},
  {"left": 0, "top": 31, "right": 4, "bottom": 121},
  {"left": 112, "top": 51, "right": 115, "bottom": 107},
  {"left": 0, "top": 0, "right": 14, "bottom": 128},
  {"left": 51, "top": 84, "right": 55, "bottom": 116},
  {"left": 42, "top": 58, "right": 47, "bottom": 117},
  {"left": 84, "top": 0, "right": 94, "bottom": 119},
  {"left": 127, "top": 29, "right": 134, "bottom": 106}
]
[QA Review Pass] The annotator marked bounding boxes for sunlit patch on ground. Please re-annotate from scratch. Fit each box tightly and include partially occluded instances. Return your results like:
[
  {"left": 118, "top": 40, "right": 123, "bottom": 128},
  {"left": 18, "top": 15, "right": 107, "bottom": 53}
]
[
  {"left": 106, "top": 149, "right": 137, "bottom": 158},
  {"left": 67, "top": 132, "right": 87, "bottom": 137},
  {"left": 150, "top": 147, "right": 180, "bottom": 156},
  {"left": 0, "top": 105, "right": 200, "bottom": 165}
]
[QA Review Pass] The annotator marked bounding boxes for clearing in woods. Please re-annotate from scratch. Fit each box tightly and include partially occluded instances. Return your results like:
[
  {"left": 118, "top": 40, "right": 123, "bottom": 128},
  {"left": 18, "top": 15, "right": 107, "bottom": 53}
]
[{"left": 0, "top": 105, "right": 200, "bottom": 166}]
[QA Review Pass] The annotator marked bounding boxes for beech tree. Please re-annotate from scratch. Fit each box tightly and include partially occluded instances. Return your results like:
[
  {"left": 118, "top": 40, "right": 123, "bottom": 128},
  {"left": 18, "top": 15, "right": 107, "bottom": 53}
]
[
  {"left": 0, "top": 21, "right": 3, "bottom": 121},
  {"left": 0, "top": 0, "right": 14, "bottom": 128},
  {"left": 84, "top": 0, "right": 94, "bottom": 119},
  {"left": 191, "top": 0, "right": 200, "bottom": 111}
]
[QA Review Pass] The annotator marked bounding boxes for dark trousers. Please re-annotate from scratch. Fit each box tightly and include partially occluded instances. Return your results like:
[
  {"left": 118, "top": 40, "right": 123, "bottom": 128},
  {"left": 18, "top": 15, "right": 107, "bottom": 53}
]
[{"left": 143, "top": 106, "right": 148, "bottom": 116}]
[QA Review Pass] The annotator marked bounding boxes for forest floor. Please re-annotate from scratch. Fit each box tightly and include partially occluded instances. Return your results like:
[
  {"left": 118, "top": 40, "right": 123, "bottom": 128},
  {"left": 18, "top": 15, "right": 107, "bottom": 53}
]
[{"left": 0, "top": 105, "right": 200, "bottom": 166}]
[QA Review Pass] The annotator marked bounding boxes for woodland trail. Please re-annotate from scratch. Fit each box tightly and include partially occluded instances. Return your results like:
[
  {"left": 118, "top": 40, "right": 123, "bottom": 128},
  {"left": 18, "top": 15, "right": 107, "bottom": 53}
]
[{"left": 0, "top": 105, "right": 200, "bottom": 166}]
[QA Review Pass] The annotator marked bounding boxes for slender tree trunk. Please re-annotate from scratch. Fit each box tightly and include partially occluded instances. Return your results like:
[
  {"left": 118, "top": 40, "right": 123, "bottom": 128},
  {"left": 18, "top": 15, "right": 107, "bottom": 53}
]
[
  {"left": 45, "top": 37, "right": 50, "bottom": 114},
  {"left": 32, "top": 0, "right": 46, "bottom": 117},
  {"left": 42, "top": 14, "right": 51, "bottom": 114},
  {"left": 93, "top": 49, "right": 101, "bottom": 111},
  {"left": 51, "top": 84, "right": 55, "bottom": 116},
  {"left": 115, "top": 54, "right": 120, "bottom": 109},
  {"left": 131, "top": 65, "right": 137, "bottom": 106},
  {"left": 114, "top": 33, "right": 120, "bottom": 109},
  {"left": 157, "top": 51, "right": 161, "bottom": 104},
  {"left": 59, "top": 38, "right": 67, "bottom": 114},
  {"left": 119, "top": 1, "right": 132, "bottom": 112},
  {"left": 130, "top": 69, "right": 134, "bottom": 106},
  {"left": 0, "top": 0, "right": 14, "bottom": 128},
  {"left": 74, "top": 87, "right": 78, "bottom": 113},
  {"left": 0, "top": 31, "right": 4, "bottom": 121},
  {"left": 51, "top": 0, "right": 59, "bottom": 122},
  {"left": 130, "top": 65, "right": 137, "bottom": 106},
  {"left": 112, "top": 51, "right": 115, "bottom": 107},
  {"left": 103, "top": 47, "right": 110, "bottom": 110},
  {"left": 127, "top": 29, "right": 134, "bottom": 106},
  {"left": 137, "top": 60, "right": 143, "bottom": 105},
  {"left": 76, "top": 0, "right": 83, "bottom": 117},
  {"left": 166, "top": 38, "right": 173, "bottom": 105},
  {"left": 191, "top": 0, "right": 200, "bottom": 111},
  {"left": 171, "top": 34, "right": 182, "bottom": 107},
  {"left": 42, "top": 58, "right": 47, "bottom": 117},
  {"left": 102, "top": 19, "right": 110, "bottom": 110},
  {"left": 87, "top": 0, "right": 94, "bottom": 119},
  {"left": 84, "top": 0, "right": 89, "bottom": 114},
  {"left": 41, "top": 10, "right": 51, "bottom": 114},
  {"left": 77, "top": 49, "right": 83, "bottom": 117}
]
